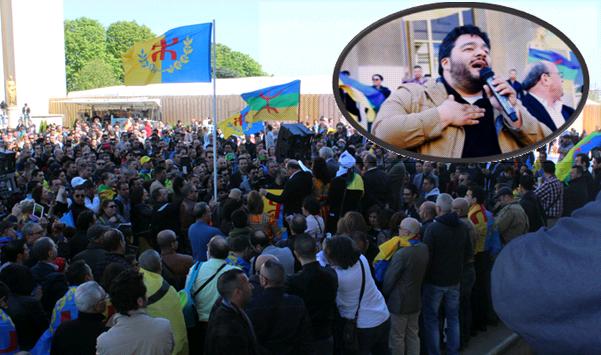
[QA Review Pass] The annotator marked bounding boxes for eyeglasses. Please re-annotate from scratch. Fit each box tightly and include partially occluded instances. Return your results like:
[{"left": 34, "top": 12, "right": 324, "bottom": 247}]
[
  {"left": 108, "top": 205, "right": 117, "bottom": 208},
  {"left": 74, "top": 194, "right": 84, "bottom": 198},
  {"left": 372, "top": 78, "right": 381, "bottom": 81}
]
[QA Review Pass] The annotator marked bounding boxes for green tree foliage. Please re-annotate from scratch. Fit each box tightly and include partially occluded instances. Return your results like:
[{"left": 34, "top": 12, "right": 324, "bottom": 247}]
[
  {"left": 106, "top": 21, "right": 155, "bottom": 80},
  {"left": 64, "top": 18, "right": 109, "bottom": 92},
  {"left": 71, "top": 58, "right": 120, "bottom": 91},
  {"left": 64, "top": 18, "right": 266, "bottom": 91},
  {"left": 215, "top": 43, "right": 266, "bottom": 78}
]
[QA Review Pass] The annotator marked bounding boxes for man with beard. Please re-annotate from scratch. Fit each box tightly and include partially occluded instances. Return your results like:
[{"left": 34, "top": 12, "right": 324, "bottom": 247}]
[{"left": 373, "top": 25, "right": 550, "bottom": 158}]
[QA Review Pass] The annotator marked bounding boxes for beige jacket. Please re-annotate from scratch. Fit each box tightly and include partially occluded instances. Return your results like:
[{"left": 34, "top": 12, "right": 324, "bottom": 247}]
[{"left": 372, "top": 81, "right": 551, "bottom": 158}]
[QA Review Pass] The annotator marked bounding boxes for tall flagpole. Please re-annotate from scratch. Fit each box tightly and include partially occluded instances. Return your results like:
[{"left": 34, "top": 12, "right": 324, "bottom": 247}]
[{"left": 212, "top": 19, "right": 218, "bottom": 202}]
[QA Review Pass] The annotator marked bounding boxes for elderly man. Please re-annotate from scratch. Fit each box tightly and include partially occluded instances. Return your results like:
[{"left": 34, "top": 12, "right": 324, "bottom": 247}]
[
  {"left": 382, "top": 217, "right": 429, "bottom": 355},
  {"left": 521, "top": 61, "right": 574, "bottom": 132},
  {"left": 373, "top": 25, "right": 550, "bottom": 158},
  {"left": 50, "top": 281, "right": 108, "bottom": 355},
  {"left": 158, "top": 230, "right": 194, "bottom": 291},
  {"left": 139, "top": 250, "right": 188, "bottom": 355}
]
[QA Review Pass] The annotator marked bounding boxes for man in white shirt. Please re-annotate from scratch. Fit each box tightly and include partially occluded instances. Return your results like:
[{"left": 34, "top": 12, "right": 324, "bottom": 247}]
[{"left": 521, "top": 61, "right": 575, "bottom": 132}]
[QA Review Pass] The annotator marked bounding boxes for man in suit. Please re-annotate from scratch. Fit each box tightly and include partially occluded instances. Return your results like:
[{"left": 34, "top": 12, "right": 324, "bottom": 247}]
[
  {"left": 362, "top": 153, "right": 390, "bottom": 212},
  {"left": 260, "top": 160, "right": 313, "bottom": 217},
  {"left": 521, "top": 61, "right": 574, "bottom": 132},
  {"left": 507, "top": 68, "right": 524, "bottom": 100},
  {"left": 319, "top": 147, "right": 338, "bottom": 180}
]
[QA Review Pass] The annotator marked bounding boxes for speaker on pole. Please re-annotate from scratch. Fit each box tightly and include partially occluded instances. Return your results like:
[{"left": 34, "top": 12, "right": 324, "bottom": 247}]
[{"left": 275, "top": 124, "right": 314, "bottom": 163}]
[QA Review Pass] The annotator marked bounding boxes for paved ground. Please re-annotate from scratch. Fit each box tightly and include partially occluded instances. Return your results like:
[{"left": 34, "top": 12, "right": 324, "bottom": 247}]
[{"left": 462, "top": 323, "right": 516, "bottom": 355}]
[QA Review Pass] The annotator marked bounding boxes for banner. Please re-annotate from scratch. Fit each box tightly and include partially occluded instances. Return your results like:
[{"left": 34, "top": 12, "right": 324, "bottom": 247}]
[
  {"left": 262, "top": 189, "right": 287, "bottom": 241},
  {"left": 241, "top": 80, "right": 300, "bottom": 123}
]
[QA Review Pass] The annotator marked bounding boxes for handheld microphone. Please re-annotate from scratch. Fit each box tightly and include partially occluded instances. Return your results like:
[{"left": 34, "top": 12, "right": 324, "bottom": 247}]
[{"left": 480, "top": 67, "right": 518, "bottom": 122}]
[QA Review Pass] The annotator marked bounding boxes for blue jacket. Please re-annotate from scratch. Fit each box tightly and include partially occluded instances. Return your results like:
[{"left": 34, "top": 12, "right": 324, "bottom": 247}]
[
  {"left": 188, "top": 221, "right": 222, "bottom": 262},
  {"left": 492, "top": 191, "right": 601, "bottom": 354}
]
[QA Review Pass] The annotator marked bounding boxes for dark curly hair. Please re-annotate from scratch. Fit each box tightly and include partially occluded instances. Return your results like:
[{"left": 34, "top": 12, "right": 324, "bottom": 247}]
[
  {"left": 109, "top": 269, "right": 146, "bottom": 315},
  {"left": 438, "top": 25, "right": 490, "bottom": 76}
]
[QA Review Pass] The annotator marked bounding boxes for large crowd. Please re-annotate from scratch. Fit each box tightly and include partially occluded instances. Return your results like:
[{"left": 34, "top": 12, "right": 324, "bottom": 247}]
[{"left": 0, "top": 115, "right": 600, "bottom": 355}]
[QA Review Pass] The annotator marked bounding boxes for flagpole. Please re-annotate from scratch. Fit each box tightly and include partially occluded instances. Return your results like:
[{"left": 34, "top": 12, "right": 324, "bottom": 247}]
[
  {"left": 297, "top": 80, "right": 301, "bottom": 123},
  {"left": 212, "top": 19, "right": 218, "bottom": 202}
]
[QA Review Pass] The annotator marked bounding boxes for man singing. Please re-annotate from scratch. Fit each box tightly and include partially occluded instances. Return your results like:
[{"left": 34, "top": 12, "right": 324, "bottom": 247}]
[{"left": 372, "top": 25, "right": 551, "bottom": 158}]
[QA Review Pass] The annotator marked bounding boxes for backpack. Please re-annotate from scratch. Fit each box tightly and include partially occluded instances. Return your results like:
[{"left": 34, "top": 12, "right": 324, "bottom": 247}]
[{"left": 179, "top": 261, "right": 202, "bottom": 328}]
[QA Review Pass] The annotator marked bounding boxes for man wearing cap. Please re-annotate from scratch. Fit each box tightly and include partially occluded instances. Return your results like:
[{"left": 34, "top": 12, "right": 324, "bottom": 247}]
[
  {"left": 494, "top": 187, "right": 529, "bottom": 244},
  {"left": 260, "top": 160, "right": 313, "bottom": 217},
  {"left": 139, "top": 156, "right": 153, "bottom": 181}
]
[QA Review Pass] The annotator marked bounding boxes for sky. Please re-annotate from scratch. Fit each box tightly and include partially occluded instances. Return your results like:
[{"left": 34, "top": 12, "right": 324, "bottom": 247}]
[{"left": 64, "top": 0, "right": 600, "bottom": 89}]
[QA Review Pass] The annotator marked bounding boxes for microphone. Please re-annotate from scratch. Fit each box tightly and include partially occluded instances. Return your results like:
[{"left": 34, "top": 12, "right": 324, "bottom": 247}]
[{"left": 480, "top": 67, "right": 518, "bottom": 122}]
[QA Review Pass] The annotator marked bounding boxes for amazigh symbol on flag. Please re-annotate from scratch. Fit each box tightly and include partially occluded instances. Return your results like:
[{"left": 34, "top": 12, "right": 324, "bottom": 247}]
[{"left": 241, "top": 80, "right": 301, "bottom": 122}]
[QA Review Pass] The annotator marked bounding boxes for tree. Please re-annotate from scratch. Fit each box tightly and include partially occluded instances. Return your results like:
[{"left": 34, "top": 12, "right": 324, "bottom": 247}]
[
  {"left": 64, "top": 18, "right": 110, "bottom": 92},
  {"left": 215, "top": 43, "right": 266, "bottom": 78},
  {"left": 106, "top": 21, "right": 155, "bottom": 81},
  {"left": 70, "top": 58, "right": 120, "bottom": 91}
]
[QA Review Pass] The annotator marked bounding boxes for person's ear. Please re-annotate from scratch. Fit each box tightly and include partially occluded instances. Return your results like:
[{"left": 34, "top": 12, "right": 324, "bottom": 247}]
[{"left": 440, "top": 58, "right": 450, "bottom": 73}]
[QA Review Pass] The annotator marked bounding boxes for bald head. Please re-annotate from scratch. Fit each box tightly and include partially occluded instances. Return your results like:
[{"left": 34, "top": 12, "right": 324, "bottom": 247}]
[
  {"left": 254, "top": 254, "right": 279, "bottom": 275},
  {"left": 452, "top": 197, "right": 470, "bottom": 217},
  {"left": 157, "top": 230, "right": 177, "bottom": 250},
  {"left": 139, "top": 249, "right": 161, "bottom": 273},
  {"left": 208, "top": 236, "right": 229, "bottom": 260}
]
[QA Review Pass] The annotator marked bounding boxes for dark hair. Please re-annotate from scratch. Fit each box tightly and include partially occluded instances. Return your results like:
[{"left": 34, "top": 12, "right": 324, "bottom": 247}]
[
  {"left": 76, "top": 210, "right": 95, "bottom": 230},
  {"left": 290, "top": 214, "right": 307, "bottom": 234},
  {"left": 372, "top": 74, "right": 383, "bottom": 81},
  {"left": 228, "top": 236, "right": 250, "bottom": 253},
  {"left": 231, "top": 208, "right": 248, "bottom": 228},
  {"left": 576, "top": 153, "right": 590, "bottom": 168},
  {"left": 101, "top": 262, "right": 128, "bottom": 291},
  {"left": 311, "top": 157, "right": 331, "bottom": 184},
  {"left": 542, "top": 160, "right": 556, "bottom": 175},
  {"left": 468, "top": 184, "right": 487, "bottom": 204},
  {"left": 438, "top": 25, "right": 490, "bottom": 76},
  {"left": 87, "top": 224, "right": 110, "bottom": 241},
  {"left": 1, "top": 239, "right": 27, "bottom": 263},
  {"left": 0, "top": 264, "right": 35, "bottom": 296},
  {"left": 66, "top": 260, "right": 92, "bottom": 286},
  {"left": 324, "top": 235, "right": 361, "bottom": 269},
  {"left": 31, "top": 237, "right": 54, "bottom": 261},
  {"left": 261, "top": 259, "right": 285, "bottom": 287},
  {"left": 293, "top": 233, "right": 317, "bottom": 259},
  {"left": 247, "top": 191, "right": 264, "bottom": 215},
  {"left": 130, "top": 186, "right": 146, "bottom": 205},
  {"left": 404, "top": 183, "right": 419, "bottom": 197},
  {"left": 336, "top": 211, "right": 368, "bottom": 234},
  {"left": 519, "top": 175, "right": 535, "bottom": 191},
  {"left": 101, "top": 229, "right": 124, "bottom": 252},
  {"left": 193, "top": 202, "right": 210, "bottom": 219},
  {"left": 423, "top": 175, "right": 437, "bottom": 187},
  {"left": 572, "top": 165, "right": 584, "bottom": 177},
  {"left": 302, "top": 196, "right": 320, "bottom": 216},
  {"left": 413, "top": 65, "right": 423, "bottom": 69},
  {"left": 109, "top": 269, "right": 146, "bottom": 315},
  {"left": 217, "top": 268, "right": 245, "bottom": 300},
  {"left": 522, "top": 62, "right": 549, "bottom": 91},
  {"left": 388, "top": 211, "right": 406, "bottom": 232}
]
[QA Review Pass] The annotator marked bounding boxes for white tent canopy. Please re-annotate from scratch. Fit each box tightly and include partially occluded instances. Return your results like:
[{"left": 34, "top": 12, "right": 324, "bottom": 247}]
[{"left": 66, "top": 75, "right": 334, "bottom": 98}]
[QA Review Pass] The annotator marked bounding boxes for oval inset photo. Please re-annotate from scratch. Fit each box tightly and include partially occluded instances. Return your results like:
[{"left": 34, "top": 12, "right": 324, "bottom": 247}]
[{"left": 334, "top": 3, "right": 589, "bottom": 162}]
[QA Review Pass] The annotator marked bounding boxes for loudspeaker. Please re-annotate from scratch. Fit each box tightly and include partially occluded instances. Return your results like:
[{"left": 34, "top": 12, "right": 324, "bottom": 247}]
[
  {"left": 0, "top": 151, "right": 16, "bottom": 175},
  {"left": 275, "top": 124, "right": 314, "bottom": 163}
]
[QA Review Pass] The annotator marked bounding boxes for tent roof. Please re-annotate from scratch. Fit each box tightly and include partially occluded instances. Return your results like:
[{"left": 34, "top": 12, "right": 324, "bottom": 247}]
[{"left": 64, "top": 75, "right": 333, "bottom": 98}]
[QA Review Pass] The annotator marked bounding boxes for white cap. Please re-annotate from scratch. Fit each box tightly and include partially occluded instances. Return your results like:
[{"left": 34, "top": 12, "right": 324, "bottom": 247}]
[{"left": 71, "top": 177, "right": 88, "bottom": 188}]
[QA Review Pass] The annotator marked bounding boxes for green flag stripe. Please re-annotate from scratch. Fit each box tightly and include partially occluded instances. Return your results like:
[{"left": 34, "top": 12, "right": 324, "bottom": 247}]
[{"left": 245, "top": 93, "right": 299, "bottom": 111}]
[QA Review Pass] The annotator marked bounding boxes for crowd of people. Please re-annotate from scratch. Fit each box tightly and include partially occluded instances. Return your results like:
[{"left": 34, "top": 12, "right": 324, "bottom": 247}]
[{"left": 0, "top": 115, "right": 599, "bottom": 355}]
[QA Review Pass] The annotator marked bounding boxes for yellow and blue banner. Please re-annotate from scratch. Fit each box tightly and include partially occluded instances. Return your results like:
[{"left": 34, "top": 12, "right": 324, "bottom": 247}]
[
  {"left": 556, "top": 132, "right": 601, "bottom": 181},
  {"left": 123, "top": 23, "right": 212, "bottom": 85},
  {"left": 339, "top": 72, "right": 386, "bottom": 122},
  {"left": 241, "top": 80, "right": 300, "bottom": 123},
  {"left": 218, "top": 106, "right": 265, "bottom": 138}
]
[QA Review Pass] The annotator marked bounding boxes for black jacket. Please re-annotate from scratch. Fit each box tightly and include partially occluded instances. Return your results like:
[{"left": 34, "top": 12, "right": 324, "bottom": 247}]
[
  {"left": 327, "top": 173, "right": 363, "bottom": 229},
  {"left": 205, "top": 300, "right": 261, "bottom": 355},
  {"left": 286, "top": 262, "right": 338, "bottom": 340},
  {"left": 362, "top": 167, "right": 390, "bottom": 211},
  {"left": 6, "top": 294, "right": 48, "bottom": 350},
  {"left": 519, "top": 190, "right": 547, "bottom": 232},
  {"left": 246, "top": 287, "right": 315, "bottom": 354},
  {"left": 563, "top": 176, "right": 589, "bottom": 216},
  {"left": 30, "top": 262, "right": 68, "bottom": 315},
  {"left": 265, "top": 171, "right": 313, "bottom": 216},
  {"left": 68, "top": 230, "right": 89, "bottom": 260},
  {"left": 72, "top": 243, "right": 108, "bottom": 282},
  {"left": 423, "top": 212, "right": 472, "bottom": 287},
  {"left": 51, "top": 312, "right": 107, "bottom": 355},
  {"left": 521, "top": 93, "right": 574, "bottom": 132}
]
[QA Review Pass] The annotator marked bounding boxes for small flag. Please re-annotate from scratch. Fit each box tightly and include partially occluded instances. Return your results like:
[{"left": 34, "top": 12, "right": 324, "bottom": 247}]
[
  {"left": 59, "top": 211, "right": 75, "bottom": 228},
  {"left": 218, "top": 110, "right": 244, "bottom": 138},
  {"left": 339, "top": 73, "right": 386, "bottom": 122},
  {"left": 241, "top": 80, "right": 300, "bottom": 123},
  {"left": 123, "top": 23, "right": 212, "bottom": 85},
  {"left": 556, "top": 132, "right": 601, "bottom": 181},
  {"left": 528, "top": 48, "right": 580, "bottom": 81}
]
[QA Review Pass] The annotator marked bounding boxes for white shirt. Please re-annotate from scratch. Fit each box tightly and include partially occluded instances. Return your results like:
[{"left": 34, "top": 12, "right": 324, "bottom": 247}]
[
  {"left": 529, "top": 92, "right": 565, "bottom": 129},
  {"left": 305, "top": 214, "right": 325, "bottom": 241},
  {"left": 85, "top": 195, "right": 100, "bottom": 214},
  {"left": 333, "top": 255, "right": 390, "bottom": 328}
]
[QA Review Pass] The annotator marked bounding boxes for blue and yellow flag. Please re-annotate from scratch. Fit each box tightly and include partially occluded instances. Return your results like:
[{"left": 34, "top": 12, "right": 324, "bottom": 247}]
[
  {"left": 556, "top": 132, "right": 601, "bottom": 181},
  {"left": 123, "top": 23, "right": 212, "bottom": 85},
  {"left": 339, "top": 73, "right": 386, "bottom": 122},
  {"left": 241, "top": 80, "right": 300, "bottom": 123}
]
